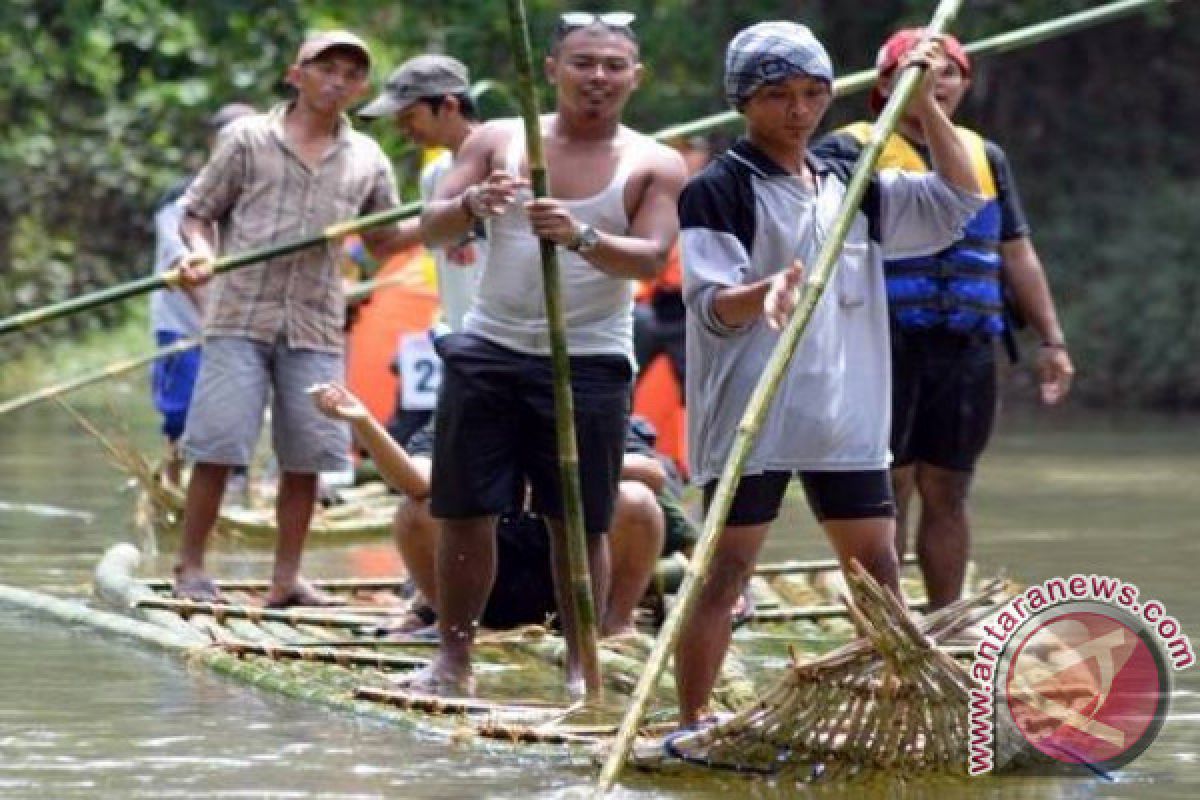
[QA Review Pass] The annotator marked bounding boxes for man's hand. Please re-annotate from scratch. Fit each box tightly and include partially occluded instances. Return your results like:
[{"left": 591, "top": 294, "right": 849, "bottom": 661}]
[
  {"left": 764, "top": 260, "right": 806, "bottom": 331},
  {"left": 310, "top": 382, "right": 370, "bottom": 422},
  {"left": 177, "top": 252, "right": 215, "bottom": 289},
  {"left": 462, "top": 171, "right": 527, "bottom": 220},
  {"left": 900, "top": 37, "right": 946, "bottom": 122},
  {"left": 525, "top": 196, "right": 582, "bottom": 248},
  {"left": 1036, "top": 345, "right": 1074, "bottom": 406}
]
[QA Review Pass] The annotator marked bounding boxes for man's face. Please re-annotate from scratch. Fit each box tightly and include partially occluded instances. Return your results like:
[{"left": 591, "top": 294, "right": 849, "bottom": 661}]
[
  {"left": 883, "top": 51, "right": 970, "bottom": 119},
  {"left": 392, "top": 100, "right": 444, "bottom": 148},
  {"left": 742, "top": 74, "right": 832, "bottom": 150},
  {"left": 546, "top": 28, "right": 642, "bottom": 119},
  {"left": 287, "top": 50, "right": 370, "bottom": 115}
]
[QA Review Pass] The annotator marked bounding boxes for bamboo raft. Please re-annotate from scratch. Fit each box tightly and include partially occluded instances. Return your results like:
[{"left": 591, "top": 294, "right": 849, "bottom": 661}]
[
  {"left": 135, "top": 469, "right": 399, "bottom": 542},
  {"left": 0, "top": 541, "right": 1015, "bottom": 777}
]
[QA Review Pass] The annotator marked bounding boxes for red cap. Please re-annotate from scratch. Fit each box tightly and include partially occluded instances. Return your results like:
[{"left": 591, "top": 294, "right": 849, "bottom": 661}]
[{"left": 869, "top": 28, "right": 970, "bottom": 113}]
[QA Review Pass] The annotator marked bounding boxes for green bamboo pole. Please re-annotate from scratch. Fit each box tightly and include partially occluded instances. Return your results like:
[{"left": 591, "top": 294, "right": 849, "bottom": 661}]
[
  {"left": 0, "top": 201, "right": 420, "bottom": 338},
  {"left": 503, "top": 0, "right": 602, "bottom": 701},
  {"left": 650, "top": 0, "right": 1176, "bottom": 141},
  {"left": 0, "top": 336, "right": 199, "bottom": 416},
  {"left": 594, "top": 1, "right": 968, "bottom": 793},
  {"left": 0, "top": 0, "right": 1165, "bottom": 342},
  {"left": 0, "top": 271, "right": 409, "bottom": 418},
  {"left": 755, "top": 552, "right": 918, "bottom": 577}
]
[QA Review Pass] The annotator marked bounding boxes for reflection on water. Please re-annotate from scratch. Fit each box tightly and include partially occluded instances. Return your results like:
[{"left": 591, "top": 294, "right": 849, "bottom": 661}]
[{"left": 0, "top": 397, "right": 1197, "bottom": 797}]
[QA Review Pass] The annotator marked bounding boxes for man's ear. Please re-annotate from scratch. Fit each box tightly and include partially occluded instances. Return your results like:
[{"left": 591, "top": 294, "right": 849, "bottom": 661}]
[
  {"left": 440, "top": 94, "right": 460, "bottom": 117},
  {"left": 631, "top": 62, "right": 644, "bottom": 91},
  {"left": 284, "top": 64, "right": 303, "bottom": 91},
  {"left": 543, "top": 55, "right": 557, "bottom": 85}
]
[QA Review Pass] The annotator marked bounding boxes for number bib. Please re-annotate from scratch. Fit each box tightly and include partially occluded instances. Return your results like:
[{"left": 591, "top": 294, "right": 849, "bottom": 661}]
[{"left": 398, "top": 332, "right": 442, "bottom": 411}]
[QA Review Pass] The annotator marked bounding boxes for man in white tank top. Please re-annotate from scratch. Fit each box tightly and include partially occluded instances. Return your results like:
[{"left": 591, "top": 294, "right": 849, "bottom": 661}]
[{"left": 412, "top": 12, "right": 686, "bottom": 696}]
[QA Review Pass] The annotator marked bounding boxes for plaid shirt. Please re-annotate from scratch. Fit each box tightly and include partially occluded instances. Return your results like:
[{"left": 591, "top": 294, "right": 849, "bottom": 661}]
[{"left": 183, "top": 103, "right": 399, "bottom": 352}]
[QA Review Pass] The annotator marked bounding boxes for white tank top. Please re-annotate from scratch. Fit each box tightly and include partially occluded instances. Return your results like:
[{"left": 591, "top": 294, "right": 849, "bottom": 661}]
[{"left": 463, "top": 119, "right": 642, "bottom": 361}]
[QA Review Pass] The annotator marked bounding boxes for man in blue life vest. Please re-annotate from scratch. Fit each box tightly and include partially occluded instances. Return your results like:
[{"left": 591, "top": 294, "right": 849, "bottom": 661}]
[{"left": 815, "top": 29, "right": 1074, "bottom": 610}]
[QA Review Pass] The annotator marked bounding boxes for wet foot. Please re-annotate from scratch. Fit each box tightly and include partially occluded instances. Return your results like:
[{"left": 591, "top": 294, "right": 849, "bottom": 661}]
[{"left": 389, "top": 660, "right": 475, "bottom": 697}]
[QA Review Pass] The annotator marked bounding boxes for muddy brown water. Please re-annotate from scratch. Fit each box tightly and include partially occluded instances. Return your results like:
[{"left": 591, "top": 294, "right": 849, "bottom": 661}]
[{"left": 1, "top": 389, "right": 1197, "bottom": 798}]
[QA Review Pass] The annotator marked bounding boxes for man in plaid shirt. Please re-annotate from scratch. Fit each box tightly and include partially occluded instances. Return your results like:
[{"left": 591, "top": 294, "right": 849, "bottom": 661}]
[{"left": 174, "top": 31, "right": 412, "bottom": 607}]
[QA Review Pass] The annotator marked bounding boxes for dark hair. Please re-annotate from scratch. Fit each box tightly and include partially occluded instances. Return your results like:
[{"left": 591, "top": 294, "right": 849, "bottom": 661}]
[{"left": 423, "top": 93, "right": 478, "bottom": 121}]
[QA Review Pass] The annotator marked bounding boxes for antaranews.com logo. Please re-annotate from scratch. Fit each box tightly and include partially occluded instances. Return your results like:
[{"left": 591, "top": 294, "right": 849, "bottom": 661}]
[{"left": 968, "top": 574, "right": 1194, "bottom": 777}]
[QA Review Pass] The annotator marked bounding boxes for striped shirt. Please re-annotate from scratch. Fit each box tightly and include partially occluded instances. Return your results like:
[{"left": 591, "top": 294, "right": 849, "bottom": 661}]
[{"left": 183, "top": 103, "right": 399, "bottom": 352}]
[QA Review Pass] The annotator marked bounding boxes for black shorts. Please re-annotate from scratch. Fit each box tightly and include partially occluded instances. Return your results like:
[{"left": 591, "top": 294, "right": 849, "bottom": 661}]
[
  {"left": 483, "top": 513, "right": 558, "bottom": 629},
  {"left": 702, "top": 470, "right": 895, "bottom": 527},
  {"left": 890, "top": 330, "right": 997, "bottom": 472},
  {"left": 430, "top": 333, "right": 632, "bottom": 535}
]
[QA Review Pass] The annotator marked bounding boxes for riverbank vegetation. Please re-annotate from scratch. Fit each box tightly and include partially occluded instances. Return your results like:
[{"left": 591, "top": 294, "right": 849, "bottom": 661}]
[{"left": 1, "top": 0, "right": 1196, "bottom": 407}]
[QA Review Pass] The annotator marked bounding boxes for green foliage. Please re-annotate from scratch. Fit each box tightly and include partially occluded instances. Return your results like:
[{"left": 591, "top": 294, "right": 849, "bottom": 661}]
[{"left": 1, "top": 0, "right": 1198, "bottom": 408}]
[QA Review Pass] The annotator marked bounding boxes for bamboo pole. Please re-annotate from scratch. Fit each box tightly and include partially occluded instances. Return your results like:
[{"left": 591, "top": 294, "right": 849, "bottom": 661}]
[
  {"left": 0, "top": 270, "right": 410, "bottom": 418},
  {"left": 754, "top": 553, "right": 917, "bottom": 577},
  {"left": 0, "top": 201, "right": 420, "bottom": 338},
  {"left": 503, "top": 0, "right": 602, "bottom": 701},
  {"left": 594, "top": 1, "right": 968, "bottom": 793},
  {"left": 649, "top": 0, "right": 1176, "bottom": 141},
  {"left": 0, "top": 336, "right": 198, "bottom": 416},
  {"left": 0, "top": 0, "right": 1165, "bottom": 342}
]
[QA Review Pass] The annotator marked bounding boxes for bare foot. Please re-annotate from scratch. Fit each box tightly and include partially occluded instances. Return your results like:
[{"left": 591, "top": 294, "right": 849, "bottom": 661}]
[{"left": 389, "top": 659, "right": 475, "bottom": 697}]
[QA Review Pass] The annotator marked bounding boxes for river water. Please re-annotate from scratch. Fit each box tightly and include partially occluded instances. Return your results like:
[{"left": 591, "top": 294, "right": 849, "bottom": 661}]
[{"left": 0, "top": 387, "right": 1197, "bottom": 798}]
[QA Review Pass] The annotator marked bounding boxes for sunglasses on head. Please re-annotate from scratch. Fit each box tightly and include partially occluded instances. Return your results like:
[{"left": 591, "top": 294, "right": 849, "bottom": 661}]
[{"left": 557, "top": 11, "right": 636, "bottom": 32}]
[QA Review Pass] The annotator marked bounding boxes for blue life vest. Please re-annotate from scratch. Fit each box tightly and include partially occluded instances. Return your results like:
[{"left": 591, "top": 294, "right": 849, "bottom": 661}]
[{"left": 841, "top": 123, "right": 1005, "bottom": 337}]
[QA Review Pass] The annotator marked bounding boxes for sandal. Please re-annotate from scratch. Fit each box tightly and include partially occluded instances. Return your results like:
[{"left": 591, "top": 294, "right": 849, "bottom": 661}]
[
  {"left": 264, "top": 580, "right": 347, "bottom": 609},
  {"left": 172, "top": 567, "right": 224, "bottom": 603}
]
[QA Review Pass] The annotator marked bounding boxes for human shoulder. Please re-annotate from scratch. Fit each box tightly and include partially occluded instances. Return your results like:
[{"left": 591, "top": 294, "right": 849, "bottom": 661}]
[{"left": 811, "top": 122, "right": 872, "bottom": 164}]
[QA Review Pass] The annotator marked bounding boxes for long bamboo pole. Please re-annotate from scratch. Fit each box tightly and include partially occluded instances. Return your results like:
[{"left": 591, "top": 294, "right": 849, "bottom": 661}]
[
  {"left": 594, "top": 1, "right": 968, "bottom": 793},
  {"left": 650, "top": 0, "right": 1177, "bottom": 141},
  {"left": 503, "top": 0, "right": 602, "bottom": 702},
  {"left": 0, "top": 0, "right": 1166, "bottom": 341},
  {"left": 0, "top": 336, "right": 199, "bottom": 416},
  {"left": 0, "top": 271, "right": 412, "bottom": 418},
  {"left": 0, "top": 201, "right": 420, "bottom": 338}
]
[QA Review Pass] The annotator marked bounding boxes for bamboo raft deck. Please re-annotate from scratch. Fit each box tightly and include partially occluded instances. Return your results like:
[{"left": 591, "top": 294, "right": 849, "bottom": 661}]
[
  {"left": 0, "top": 542, "right": 1014, "bottom": 777},
  {"left": 136, "top": 473, "right": 399, "bottom": 542}
]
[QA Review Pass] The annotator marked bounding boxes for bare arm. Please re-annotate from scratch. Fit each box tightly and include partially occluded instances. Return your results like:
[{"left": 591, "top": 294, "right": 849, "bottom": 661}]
[
  {"left": 712, "top": 278, "right": 774, "bottom": 330},
  {"left": 361, "top": 216, "right": 422, "bottom": 265},
  {"left": 312, "top": 384, "right": 431, "bottom": 498},
  {"left": 421, "top": 123, "right": 510, "bottom": 246},
  {"left": 907, "top": 42, "right": 980, "bottom": 196},
  {"left": 527, "top": 145, "right": 687, "bottom": 281},
  {"left": 1001, "top": 236, "right": 1074, "bottom": 404}
]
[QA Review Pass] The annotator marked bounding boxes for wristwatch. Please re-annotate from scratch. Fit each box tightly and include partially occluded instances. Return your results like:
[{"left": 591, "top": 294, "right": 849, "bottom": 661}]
[{"left": 568, "top": 223, "right": 600, "bottom": 254}]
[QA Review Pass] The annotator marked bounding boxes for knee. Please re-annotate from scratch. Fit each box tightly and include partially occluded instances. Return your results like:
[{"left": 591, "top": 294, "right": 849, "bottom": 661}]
[
  {"left": 702, "top": 553, "right": 756, "bottom": 609},
  {"left": 613, "top": 482, "right": 661, "bottom": 533},
  {"left": 917, "top": 470, "right": 971, "bottom": 516}
]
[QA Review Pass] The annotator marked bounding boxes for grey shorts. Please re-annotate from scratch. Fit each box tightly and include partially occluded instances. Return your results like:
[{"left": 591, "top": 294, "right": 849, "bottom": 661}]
[{"left": 182, "top": 336, "right": 351, "bottom": 473}]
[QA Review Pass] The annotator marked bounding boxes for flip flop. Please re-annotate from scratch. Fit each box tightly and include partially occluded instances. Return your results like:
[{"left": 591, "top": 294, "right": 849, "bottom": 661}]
[
  {"left": 371, "top": 603, "right": 437, "bottom": 636},
  {"left": 172, "top": 568, "right": 224, "bottom": 603},
  {"left": 264, "top": 582, "right": 347, "bottom": 609}
]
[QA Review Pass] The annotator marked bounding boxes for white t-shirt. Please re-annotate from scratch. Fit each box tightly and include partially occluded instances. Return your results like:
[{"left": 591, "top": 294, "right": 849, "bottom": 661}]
[{"left": 420, "top": 151, "right": 484, "bottom": 332}]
